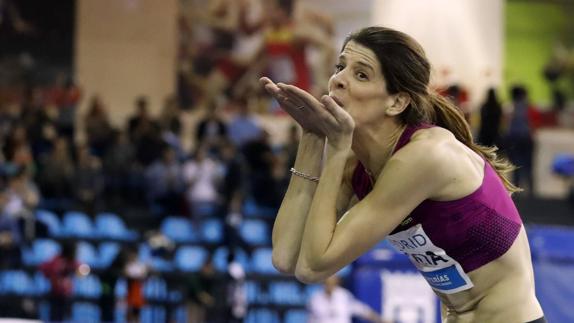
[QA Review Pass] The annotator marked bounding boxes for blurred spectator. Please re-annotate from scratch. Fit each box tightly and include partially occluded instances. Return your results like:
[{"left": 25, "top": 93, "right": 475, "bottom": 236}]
[
  {"left": 478, "top": 88, "right": 503, "bottom": 147},
  {"left": 46, "top": 73, "right": 81, "bottom": 145},
  {"left": 159, "top": 95, "right": 186, "bottom": 161},
  {"left": 35, "top": 137, "right": 74, "bottom": 211},
  {"left": 504, "top": 85, "right": 536, "bottom": 195},
  {"left": 99, "top": 248, "right": 128, "bottom": 323},
  {"left": 0, "top": 181, "right": 22, "bottom": 269},
  {"left": 307, "top": 275, "right": 387, "bottom": 323},
  {"left": 74, "top": 144, "right": 104, "bottom": 214},
  {"left": 183, "top": 143, "right": 224, "bottom": 218},
  {"left": 102, "top": 129, "right": 137, "bottom": 205},
  {"left": 145, "top": 146, "right": 185, "bottom": 215},
  {"left": 185, "top": 255, "right": 220, "bottom": 323},
  {"left": 195, "top": 104, "right": 228, "bottom": 153},
  {"left": 224, "top": 253, "right": 247, "bottom": 323},
  {"left": 125, "top": 247, "right": 149, "bottom": 323},
  {"left": 128, "top": 96, "right": 163, "bottom": 166},
  {"left": 242, "top": 132, "right": 283, "bottom": 208},
  {"left": 39, "top": 241, "right": 82, "bottom": 322},
  {"left": 444, "top": 84, "right": 471, "bottom": 123},
  {"left": 84, "top": 96, "right": 114, "bottom": 158},
  {"left": 21, "top": 87, "right": 57, "bottom": 160},
  {"left": 218, "top": 139, "right": 252, "bottom": 256},
  {"left": 227, "top": 98, "right": 262, "bottom": 147}
]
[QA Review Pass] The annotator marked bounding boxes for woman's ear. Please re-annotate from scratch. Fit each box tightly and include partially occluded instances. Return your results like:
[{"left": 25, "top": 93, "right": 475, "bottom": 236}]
[{"left": 385, "top": 92, "right": 411, "bottom": 116}]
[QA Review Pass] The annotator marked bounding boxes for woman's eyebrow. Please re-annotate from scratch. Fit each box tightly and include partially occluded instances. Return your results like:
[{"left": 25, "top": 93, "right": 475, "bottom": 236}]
[{"left": 355, "top": 61, "right": 375, "bottom": 72}]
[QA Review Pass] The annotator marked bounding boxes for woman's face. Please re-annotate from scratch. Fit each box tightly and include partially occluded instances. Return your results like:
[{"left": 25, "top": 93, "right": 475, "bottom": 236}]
[{"left": 328, "top": 41, "right": 395, "bottom": 126}]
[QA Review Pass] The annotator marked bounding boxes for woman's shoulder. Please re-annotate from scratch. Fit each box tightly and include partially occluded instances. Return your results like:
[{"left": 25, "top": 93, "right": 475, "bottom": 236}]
[{"left": 394, "top": 127, "right": 476, "bottom": 177}]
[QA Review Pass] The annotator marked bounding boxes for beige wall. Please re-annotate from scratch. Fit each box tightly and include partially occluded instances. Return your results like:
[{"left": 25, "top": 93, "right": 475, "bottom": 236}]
[{"left": 75, "top": 0, "right": 177, "bottom": 131}]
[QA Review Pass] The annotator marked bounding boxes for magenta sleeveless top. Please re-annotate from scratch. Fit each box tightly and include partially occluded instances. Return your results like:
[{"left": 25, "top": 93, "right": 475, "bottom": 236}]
[{"left": 351, "top": 124, "right": 522, "bottom": 294}]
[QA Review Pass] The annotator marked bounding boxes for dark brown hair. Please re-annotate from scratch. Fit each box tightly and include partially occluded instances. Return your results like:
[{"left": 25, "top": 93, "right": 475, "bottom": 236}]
[{"left": 344, "top": 26, "right": 519, "bottom": 192}]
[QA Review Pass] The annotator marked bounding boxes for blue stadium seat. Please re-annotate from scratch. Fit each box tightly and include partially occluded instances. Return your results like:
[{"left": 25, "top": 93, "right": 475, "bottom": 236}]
[
  {"left": 74, "top": 274, "right": 102, "bottom": 299},
  {"left": 174, "top": 246, "right": 208, "bottom": 272},
  {"left": 143, "top": 276, "right": 168, "bottom": 301},
  {"left": 269, "top": 281, "right": 305, "bottom": 305},
  {"left": 160, "top": 216, "right": 198, "bottom": 243},
  {"left": 22, "top": 239, "right": 60, "bottom": 266},
  {"left": 242, "top": 197, "right": 277, "bottom": 218},
  {"left": 95, "top": 212, "right": 139, "bottom": 241},
  {"left": 245, "top": 309, "right": 280, "bottom": 323},
  {"left": 213, "top": 246, "right": 251, "bottom": 273},
  {"left": 0, "top": 270, "right": 35, "bottom": 295},
  {"left": 239, "top": 219, "right": 269, "bottom": 245},
  {"left": 62, "top": 211, "right": 96, "bottom": 238},
  {"left": 251, "top": 248, "right": 278, "bottom": 275},
  {"left": 72, "top": 302, "right": 100, "bottom": 323},
  {"left": 34, "top": 271, "right": 50, "bottom": 295},
  {"left": 199, "top": 218, "right": 223, "bottom": 244},
  {"left": 77, "top": 241, "right": 101, "bottom": 269},
  {"left": 36, "top": 209, "right": 62, "bottom": 237},
  {"left": 99, "top": 242, "right": 121, "bottom": 268},
  {"left": 284, "top": 309, "right": 308, "bottom": 323}
]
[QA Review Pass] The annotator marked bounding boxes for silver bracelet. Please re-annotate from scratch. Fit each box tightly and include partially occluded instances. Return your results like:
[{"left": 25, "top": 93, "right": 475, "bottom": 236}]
[{"left": 290, "top": 167, "right": 319, "bottom": 182}]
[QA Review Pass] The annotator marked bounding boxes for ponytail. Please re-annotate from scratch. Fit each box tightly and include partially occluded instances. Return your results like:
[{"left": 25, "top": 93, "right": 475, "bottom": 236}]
[{"left": 427, "top": 92, "right": 521, "bottom": 193}]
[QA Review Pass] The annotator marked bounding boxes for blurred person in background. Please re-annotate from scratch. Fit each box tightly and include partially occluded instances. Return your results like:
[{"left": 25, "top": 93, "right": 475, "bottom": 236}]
[
  {"left": 39, "top": 241, "right": 84, "bottom": 322},
  {"left": 35, "top": 136, "right": 75, "bottom": 212},
  {"left": 504, "top": 85, "right": 536, "bottom": 196},
  {"left": 183, "top": 143, "right": 224, "bottom": 219},
  {"left": 195, "top": 103, "right": 228, "bottom": 155},
  {"left": 99, "top": 248, "right": 128, "bottom": 323},
  {"left": 478, "top": 88, "right": 503, "bottom": 147},
  {"left": 262, "top": 26, "right": 545, "bottom": 323},
  {"left": 218, "top": 138, "right": 253, "bottom": 256},
  {"left": 308, "top": 275, "right": 386, "bottom": 323},
  {"left": 74, "top": 144, "right": 104, "bottom": 214},
  {"left": 145, "top": 145, "right": 185, "bottom": 216},
  {"left": 0, "top": 177, "right": 23, "bottom": 269},
  {"left": 84, "top": 96, "right": 114, "bottom": 158},
  {"left": 125, "top": 247, "right": 149, "bottom": 323},
  {"left": 185, "top": 255, "right": 221, "bottom": 323}
]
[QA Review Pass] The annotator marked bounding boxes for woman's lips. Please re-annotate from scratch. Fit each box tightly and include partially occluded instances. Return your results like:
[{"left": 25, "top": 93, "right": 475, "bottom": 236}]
[{"left": 329, "top": 95, "right": 344, "bottom": 107}]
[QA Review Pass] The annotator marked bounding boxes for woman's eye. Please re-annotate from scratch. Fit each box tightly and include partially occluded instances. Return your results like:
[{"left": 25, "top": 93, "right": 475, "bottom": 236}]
[
  {"left": 357, "top": 72, "right": 368, "bottom": 80},
  {"left": 334, "top": 64, "right": 344, "bottom": 72}
]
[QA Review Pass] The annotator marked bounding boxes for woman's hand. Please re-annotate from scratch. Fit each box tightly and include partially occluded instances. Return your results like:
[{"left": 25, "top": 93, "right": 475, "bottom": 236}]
[{"left": 259, "top": 77, "right": 355, "bottom": 148}]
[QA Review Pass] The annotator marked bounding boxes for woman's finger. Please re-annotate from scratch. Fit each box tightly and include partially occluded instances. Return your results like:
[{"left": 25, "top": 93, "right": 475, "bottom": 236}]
[
  {"left": 321, "top": 95, "right": 346, "bottom": 120},
  {"left": 279, "top": 83, "right": 325, "bottom": 109}
]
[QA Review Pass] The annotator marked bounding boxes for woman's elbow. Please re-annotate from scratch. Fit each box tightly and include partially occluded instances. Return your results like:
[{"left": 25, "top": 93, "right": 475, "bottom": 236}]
[
  {"left": 271, "top": 251, "right": 296, "bottom": 275},
  {"left": 294, "top": 264, "right": 328, "bottom": 284}
]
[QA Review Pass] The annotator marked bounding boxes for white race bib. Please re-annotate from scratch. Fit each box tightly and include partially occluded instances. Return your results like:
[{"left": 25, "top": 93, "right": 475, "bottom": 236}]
[{"left": 387, "top": 224, "right": 473, "bottom": 294}]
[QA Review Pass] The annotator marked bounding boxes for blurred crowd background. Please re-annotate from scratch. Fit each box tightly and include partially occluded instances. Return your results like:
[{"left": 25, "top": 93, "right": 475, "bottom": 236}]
[{"left": 0, "top": 0, "right": 573, "bottom": 322}]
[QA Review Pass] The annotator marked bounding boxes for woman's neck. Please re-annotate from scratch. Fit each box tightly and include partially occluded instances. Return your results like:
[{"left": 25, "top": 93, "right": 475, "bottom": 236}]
[{"left": 351, "top": 118, "right": 406, "bottom": 179}]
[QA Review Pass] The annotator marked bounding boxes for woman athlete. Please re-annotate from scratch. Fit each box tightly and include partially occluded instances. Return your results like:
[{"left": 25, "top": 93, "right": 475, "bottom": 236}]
[{"left": 260, "top": 26, "right": 545, "bottom": 323}]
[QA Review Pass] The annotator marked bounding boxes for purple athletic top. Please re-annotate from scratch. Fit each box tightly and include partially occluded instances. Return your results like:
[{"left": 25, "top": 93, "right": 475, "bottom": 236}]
[{"left": 352, "top": 124, "right": 522, "bottom": 293}]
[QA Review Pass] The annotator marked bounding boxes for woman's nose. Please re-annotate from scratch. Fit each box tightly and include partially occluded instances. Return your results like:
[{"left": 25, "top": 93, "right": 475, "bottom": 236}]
[{"left": 330, "top": 71, "right": 347, "bottom": 90}]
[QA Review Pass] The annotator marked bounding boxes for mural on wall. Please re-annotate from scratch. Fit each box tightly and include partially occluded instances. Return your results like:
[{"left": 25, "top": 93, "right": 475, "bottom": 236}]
[{"left": 176, "top": 0, "right": 336, "bottom": 113}]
